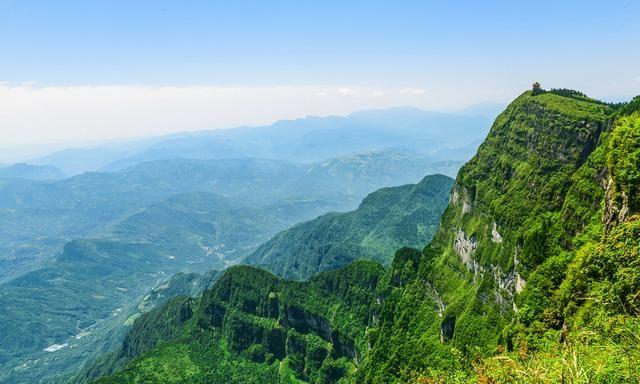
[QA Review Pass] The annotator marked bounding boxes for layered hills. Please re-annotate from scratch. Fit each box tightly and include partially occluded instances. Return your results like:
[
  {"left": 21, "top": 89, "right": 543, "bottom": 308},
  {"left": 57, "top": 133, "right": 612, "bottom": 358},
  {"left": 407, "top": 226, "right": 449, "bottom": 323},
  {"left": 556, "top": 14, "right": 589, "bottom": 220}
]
[
  {"left": 247, "top": 174, "right": 453, "bottom": 280},
  {"left": 89, "top": 90, "right": 640, "bottom": 383},
  {"left": 0, "top": 163, "right": 65, "bottom": 180},
  {"left": 0, "top": 192, "right": 332, "bottom": 383},
  {"left": 0, "top": 154, "right": 455, "bottom": 383},
  {"left": 23, "top": 108, "right": 490, "bottom": 175},
  {"left": 0, "top": 150, "right": 459, "bottom": 283}
]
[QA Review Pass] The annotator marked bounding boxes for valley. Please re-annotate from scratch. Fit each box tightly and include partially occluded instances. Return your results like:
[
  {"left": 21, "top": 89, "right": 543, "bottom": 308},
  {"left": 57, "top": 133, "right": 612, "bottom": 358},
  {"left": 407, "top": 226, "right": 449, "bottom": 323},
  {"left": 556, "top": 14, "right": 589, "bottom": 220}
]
[{"left": 0, "top": 111, "right": 476, "bottom": 383}]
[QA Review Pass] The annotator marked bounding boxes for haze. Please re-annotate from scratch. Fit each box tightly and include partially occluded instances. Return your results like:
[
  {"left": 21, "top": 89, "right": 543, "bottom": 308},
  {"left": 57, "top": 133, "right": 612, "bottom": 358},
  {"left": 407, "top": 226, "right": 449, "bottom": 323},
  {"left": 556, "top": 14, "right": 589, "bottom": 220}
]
[{"left": 1, "top": 0, "right": 639, "bottom": 149}]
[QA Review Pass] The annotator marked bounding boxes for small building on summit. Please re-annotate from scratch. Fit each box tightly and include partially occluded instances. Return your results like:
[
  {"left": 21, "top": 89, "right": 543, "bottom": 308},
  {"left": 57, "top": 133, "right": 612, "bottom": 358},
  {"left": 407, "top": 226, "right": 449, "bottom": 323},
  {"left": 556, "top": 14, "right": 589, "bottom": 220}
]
[{"left": 532, "top": 82, "right": 543, "bottom": 95}]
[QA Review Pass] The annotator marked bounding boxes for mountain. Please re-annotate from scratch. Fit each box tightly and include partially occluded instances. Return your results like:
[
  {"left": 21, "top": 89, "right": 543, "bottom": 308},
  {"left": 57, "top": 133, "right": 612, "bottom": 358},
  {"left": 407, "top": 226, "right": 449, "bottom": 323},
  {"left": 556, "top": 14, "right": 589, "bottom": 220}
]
[
  {"left": 0, "top": 158, "right": 332, "bottom": 283},
  {"left": 0, "top": 148, "right": 456, "bottom": 383},
  {"left": 18, "top": 108, "right": 489, "bottom": 175},
  {"left": 304, "top": 148, "right": 461, "bottom": 182},
  {"left": 88, "top": 90, "right": 640, "bottom": 383},
  {"left": 357, "top": 91, "right": 640, "bottom": 382},
  {"left": 82, "top": 261, "right": 385, "bottom": 384},
  {"left": 98, "top": 107, "right": 489, "bottom": 172},
  {"left": 25, "top": 135, "right": 163, "bottom": 176},
  {"left": 134, "top": 269, "right": 223, "bottom": 314},
  {"left": 247, "top": 174, "right": 453, "bottom": 280},
  {"left": 29, "top": 147, "right": 141, "bottom": 176},
  {"left": 0, "top": 163, "right": 66, "bottom": 180}
]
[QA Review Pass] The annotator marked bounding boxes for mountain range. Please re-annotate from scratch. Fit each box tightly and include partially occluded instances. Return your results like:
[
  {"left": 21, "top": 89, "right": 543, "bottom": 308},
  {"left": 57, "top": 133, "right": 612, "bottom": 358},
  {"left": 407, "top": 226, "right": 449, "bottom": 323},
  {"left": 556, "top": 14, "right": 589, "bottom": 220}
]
[
  {"left": 0, "top": 149, "right": 462, "bottom": 284},
  {"left": 82, "top": 89, "right": 640, "bottom": 383},
  {"left": 0, "top": 163, "right": 65, "bottom": 180},
  {"left": 22, "top": 107, "right": 491, "bottom": 175}
]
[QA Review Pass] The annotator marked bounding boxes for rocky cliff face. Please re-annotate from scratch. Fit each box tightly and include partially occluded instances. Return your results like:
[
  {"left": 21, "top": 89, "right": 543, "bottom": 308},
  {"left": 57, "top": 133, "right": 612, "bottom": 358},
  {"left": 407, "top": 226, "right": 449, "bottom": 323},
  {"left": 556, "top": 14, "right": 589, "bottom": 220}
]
[{"left": 85, "top": 261, "right": 384, "bottom": 383}]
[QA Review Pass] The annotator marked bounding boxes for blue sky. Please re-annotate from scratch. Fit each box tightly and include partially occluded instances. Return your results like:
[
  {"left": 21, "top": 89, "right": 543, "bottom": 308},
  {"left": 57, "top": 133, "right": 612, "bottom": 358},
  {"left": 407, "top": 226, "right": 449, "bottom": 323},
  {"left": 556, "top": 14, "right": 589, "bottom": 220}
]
[{"left": 0, "top": 0, "right": 639, "bottom": 148}]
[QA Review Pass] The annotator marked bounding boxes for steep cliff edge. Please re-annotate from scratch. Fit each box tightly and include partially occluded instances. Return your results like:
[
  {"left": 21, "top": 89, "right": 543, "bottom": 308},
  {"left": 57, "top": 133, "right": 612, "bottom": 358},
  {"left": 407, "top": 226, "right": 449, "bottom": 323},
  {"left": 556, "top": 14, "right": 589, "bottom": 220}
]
[{"left": 357, "top": 91, "right": 640, "bottom": 383}]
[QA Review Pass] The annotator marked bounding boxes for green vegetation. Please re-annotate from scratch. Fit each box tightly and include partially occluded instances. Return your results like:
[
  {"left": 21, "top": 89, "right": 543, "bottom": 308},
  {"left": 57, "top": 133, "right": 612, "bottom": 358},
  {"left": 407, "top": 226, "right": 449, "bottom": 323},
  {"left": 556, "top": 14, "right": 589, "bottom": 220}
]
[
  {"left": 357, "top": 92, "right": 640, "bottom": 383},
  {"left": 0, "top": 151, "right": 457, "bottom": 284},
  {"left": 0, "top": 192, "right": 329, "bottom": 384},
  {"left": 81, "top": 261, "right": 385, "bottom": 383},
  {"left": 90, "top": 90, "right": 640, "bottom": 383},
  {"left": 247, "top": 174, "right": 453, "bottom": 280},
  {"left": 0, "top": 149, "right": 460, "bottom": 384}
]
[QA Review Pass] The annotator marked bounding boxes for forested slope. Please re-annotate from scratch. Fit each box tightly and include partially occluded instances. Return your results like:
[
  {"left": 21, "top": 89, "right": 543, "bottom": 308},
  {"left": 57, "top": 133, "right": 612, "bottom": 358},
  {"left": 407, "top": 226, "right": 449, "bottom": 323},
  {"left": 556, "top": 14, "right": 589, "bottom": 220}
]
[{"left": 247, "top": 174, "right": 453, "bottom": 280}]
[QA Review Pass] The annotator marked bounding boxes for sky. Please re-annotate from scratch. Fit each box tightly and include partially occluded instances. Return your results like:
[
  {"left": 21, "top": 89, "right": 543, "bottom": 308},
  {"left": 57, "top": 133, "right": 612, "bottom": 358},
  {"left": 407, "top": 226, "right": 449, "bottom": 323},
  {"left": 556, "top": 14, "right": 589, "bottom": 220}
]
[{"left": 0, "top": 0, "right": 639, "bottom": 149}]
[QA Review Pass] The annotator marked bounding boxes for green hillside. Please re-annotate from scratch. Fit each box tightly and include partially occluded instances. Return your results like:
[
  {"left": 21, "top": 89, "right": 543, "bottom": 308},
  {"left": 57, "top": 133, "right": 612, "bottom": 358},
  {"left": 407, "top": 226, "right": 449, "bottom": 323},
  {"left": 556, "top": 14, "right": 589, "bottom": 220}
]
[
  {"left": 247, "top": 174, "right": 453, "bottom": 280},
  {"left": 0, "top": 151, "right": 456, "bottom": 284},
  {"left": 357, "top": 91, "right": 640, "bottom": 383},
  {"left": 0, "top": 150, "right": 460, "bottom": 383},
  {"left": 84, "top": 261, "right": 385, "bottom": 384},
  {"left": 88, "top": 90, "right": 640, "bottom": 383},
  {"left": 0, "top": 192, "right": 330, "bottom": 384}
]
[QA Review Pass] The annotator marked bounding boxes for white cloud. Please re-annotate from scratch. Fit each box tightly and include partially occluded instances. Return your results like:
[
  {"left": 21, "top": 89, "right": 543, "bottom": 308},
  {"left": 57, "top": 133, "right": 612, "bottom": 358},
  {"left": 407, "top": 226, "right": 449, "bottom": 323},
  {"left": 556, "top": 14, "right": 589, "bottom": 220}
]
[
  {"left": 400, "top": 87, "right": 427, "bottom": 95},
  {"left": 337, "top": 87, "right": 356, "bottom": 96},
  {"left": 371, "top": 90, "right": 384, "bottom": 97},
  {"left": 315, "top": 91, "right": 328, "bottom": 96},
  {"left": 635, "top": 75, "right": 640, "bottom": 83}
]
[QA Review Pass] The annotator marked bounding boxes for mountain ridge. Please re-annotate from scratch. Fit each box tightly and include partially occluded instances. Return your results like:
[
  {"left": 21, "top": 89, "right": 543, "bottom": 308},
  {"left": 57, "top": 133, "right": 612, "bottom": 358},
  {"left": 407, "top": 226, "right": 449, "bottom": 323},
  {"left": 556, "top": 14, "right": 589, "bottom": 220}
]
[
  {"left": 246, "top": 174, "right": 453, "bottom": 280},
  {"left": 19, "top": 107, "right": 490, "bottom": 175}
]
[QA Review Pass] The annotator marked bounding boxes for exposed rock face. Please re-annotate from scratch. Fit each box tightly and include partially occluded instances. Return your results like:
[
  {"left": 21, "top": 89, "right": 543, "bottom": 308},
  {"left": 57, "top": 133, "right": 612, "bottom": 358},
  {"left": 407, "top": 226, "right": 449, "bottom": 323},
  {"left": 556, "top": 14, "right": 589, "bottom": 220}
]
[
  {"left": 462, "top": 201, "right": 472, "bottom": 215},
  {"left": 281, "top": 305, "right": 333, "bottom": 342},
  {"left": 604, "top": 175, "right": 633, "bottom": 230},
  {"left": 513, "top": 247, "right": 526, "bottom": 294},
  {"left": 425, "top": 281, "right": 446, "bottom": 317},
  {"left": 451, "top": 188, "right": 459, "bottom": 204},
  {"left": 454, "top": 229, "right": 481, "bottom": 280},
  {"left": 491, "top": 221, "right": 503, "bottom": 243},
  {"left": 490, "top": 265, "right": 525, "bottom": 313},
  {"left": 514, "top": 272, "right": 526, "bottom": 294},
  {"left": 451, "top": 186, "right": 473, "bottom": 214}
]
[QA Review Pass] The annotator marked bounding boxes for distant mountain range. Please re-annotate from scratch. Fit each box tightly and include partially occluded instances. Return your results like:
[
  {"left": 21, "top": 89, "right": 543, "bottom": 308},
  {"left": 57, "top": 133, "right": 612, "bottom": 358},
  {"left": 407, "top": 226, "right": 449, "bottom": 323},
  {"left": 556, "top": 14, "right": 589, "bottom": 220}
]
[
  {"left": 0, "top": 149, "right": 462, "bottom": 283},
  {"left": 0, "top": 171, "right": 454, "bottom": 383},
  {"left": 0, "top": 145, "right": 459, "bottom": 383},
  {"left": 0, "top": 106, "right": 493, "bottom": 383},
  {"left": 23, "top": 107, "right": 492, "bottom": 175}
]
